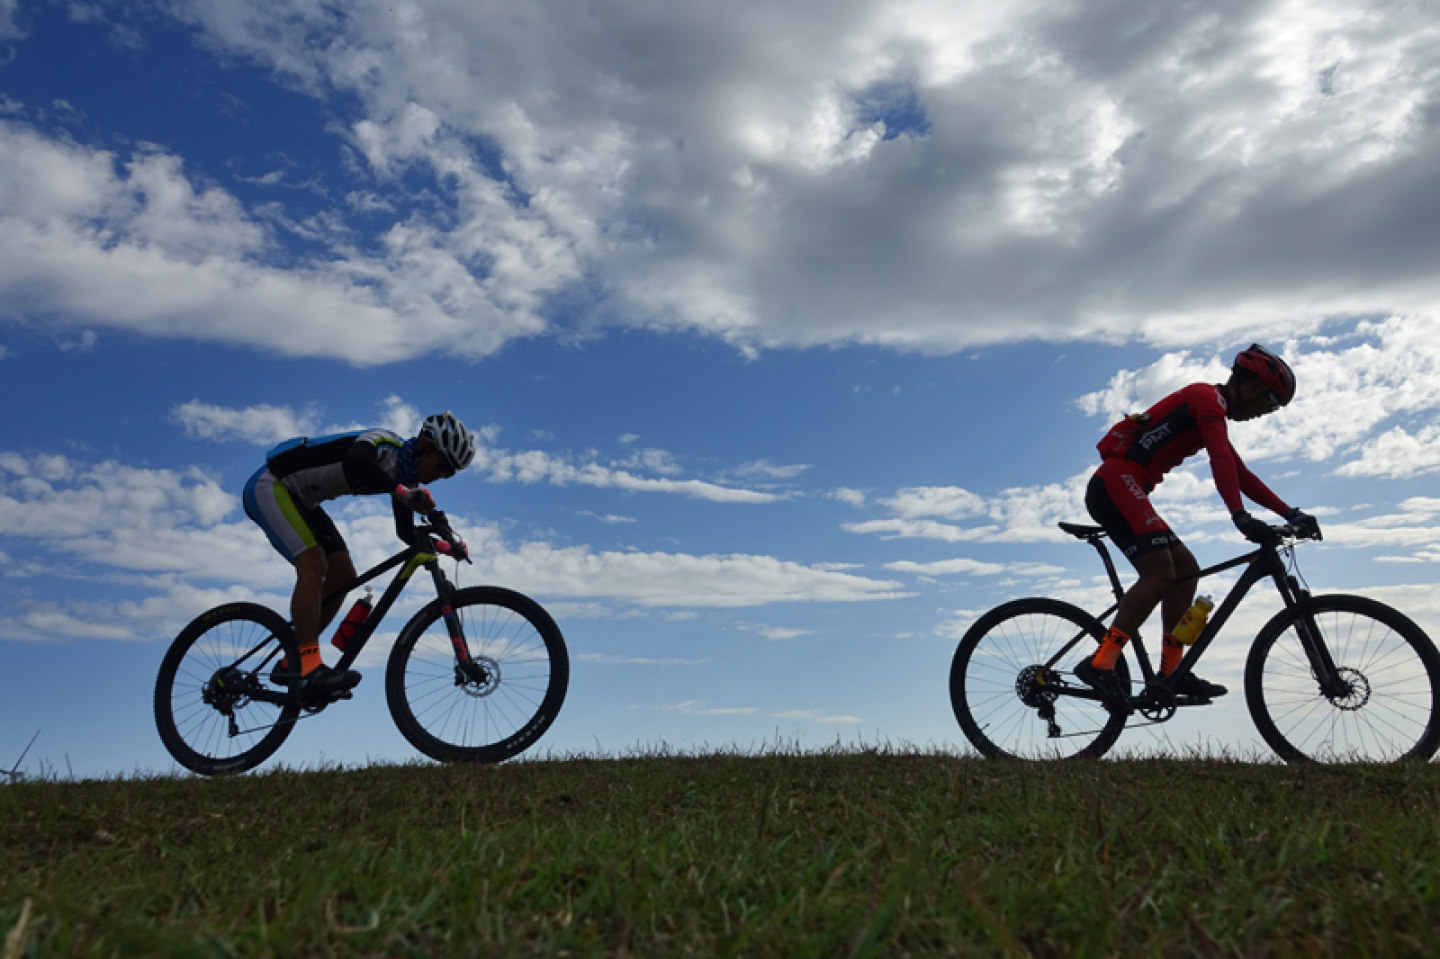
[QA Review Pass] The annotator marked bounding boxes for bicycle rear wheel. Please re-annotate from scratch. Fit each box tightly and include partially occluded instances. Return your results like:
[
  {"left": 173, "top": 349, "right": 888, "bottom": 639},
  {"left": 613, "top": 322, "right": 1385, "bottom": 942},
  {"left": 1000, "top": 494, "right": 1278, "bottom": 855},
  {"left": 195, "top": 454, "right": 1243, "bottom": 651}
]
[
  {"left": 386, "top": 586, "right": 569, "bottom": 763},
  {"left": 1246, "top": 594, "right": 1440, "bottom": 763},
  {"left": 950, "top": 597, "right": 1130, "bottom": 760},
  {"left": 153, "top": 603, "right": 301, "bottom": 775}
]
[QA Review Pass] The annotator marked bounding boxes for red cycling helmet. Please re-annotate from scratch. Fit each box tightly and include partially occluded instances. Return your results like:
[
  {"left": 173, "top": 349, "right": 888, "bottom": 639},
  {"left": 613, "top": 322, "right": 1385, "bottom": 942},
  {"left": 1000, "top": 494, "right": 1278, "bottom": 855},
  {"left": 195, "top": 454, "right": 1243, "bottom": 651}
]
[{"left": 1232, "top": 343, "right": 1296, "bottom": 406}]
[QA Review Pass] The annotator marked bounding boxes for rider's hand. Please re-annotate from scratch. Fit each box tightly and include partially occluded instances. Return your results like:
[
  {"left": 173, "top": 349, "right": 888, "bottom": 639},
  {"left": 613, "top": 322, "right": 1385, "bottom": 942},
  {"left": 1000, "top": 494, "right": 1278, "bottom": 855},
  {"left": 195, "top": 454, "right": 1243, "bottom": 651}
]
[
  {"left": 1232, "top": 509, "right": 1277, "bottom": 544},
  {"left": 435, "top": 537, "right": 469, "bottom": 561},
  {"left": 1285, "top": 507, "right": 1322, "bottom": 541},
  {"left": 394, "top": 483, "right": 436, "bottom": 514}
]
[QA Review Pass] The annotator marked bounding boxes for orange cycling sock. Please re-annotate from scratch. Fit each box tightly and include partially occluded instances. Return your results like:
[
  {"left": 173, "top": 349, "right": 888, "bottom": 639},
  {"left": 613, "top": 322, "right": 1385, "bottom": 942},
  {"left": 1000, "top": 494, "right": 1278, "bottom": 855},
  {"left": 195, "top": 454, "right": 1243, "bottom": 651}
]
[
  {"left": 1159, "top": 634, "right": 1184, "bottom": 675},
  {"left": 299, "top": 643, "right": 323, "bottom": 675},
  {"left": 1091, "top": 627, "right": 1130, "bottom": 670}
]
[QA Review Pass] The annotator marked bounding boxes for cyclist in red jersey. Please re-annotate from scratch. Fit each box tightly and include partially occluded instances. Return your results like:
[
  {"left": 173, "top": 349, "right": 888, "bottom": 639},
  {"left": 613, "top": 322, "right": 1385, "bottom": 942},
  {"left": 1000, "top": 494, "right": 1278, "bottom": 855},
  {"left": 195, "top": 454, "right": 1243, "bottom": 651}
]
[{"left": 1075, "top": 344, "right": 1321, "bottom": 700}]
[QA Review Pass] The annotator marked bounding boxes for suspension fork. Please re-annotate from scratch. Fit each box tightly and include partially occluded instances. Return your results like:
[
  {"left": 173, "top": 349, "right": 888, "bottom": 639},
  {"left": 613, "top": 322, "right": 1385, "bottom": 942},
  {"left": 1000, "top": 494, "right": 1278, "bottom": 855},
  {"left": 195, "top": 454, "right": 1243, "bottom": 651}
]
[
  {"left": 1269, "top": 555, "right": 1346, "bottom": 694},
  {"left": 428, "top": 563, "right": 475, "bottom": 665}
]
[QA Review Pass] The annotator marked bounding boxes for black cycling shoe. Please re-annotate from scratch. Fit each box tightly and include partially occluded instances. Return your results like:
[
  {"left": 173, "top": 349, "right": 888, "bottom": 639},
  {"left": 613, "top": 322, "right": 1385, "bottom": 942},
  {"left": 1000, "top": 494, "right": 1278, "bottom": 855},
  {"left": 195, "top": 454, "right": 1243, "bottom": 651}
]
[
  {"left": 269, "top": 658, "right": 299, "bottom": 687},
  {"left": 1073, "top": 657, "right": 1129, "bottom": 704},
  {"left": 1165, "top": 671, "right": 1228, "bottom": 699},
  {"left": 295, "top": 664, "right": 362, "bottom": 701}
]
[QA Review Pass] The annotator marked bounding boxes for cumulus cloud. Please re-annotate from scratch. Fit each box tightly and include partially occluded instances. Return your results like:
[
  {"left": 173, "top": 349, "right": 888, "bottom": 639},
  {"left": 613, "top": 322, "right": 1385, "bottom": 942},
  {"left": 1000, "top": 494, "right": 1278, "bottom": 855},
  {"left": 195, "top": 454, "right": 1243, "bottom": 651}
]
[
  {"left": 1077, "top": 316, "right": 1440, "bottom": 475},
  {"left": 474, "top": 438, "right": 784, "bottom": 504},
  {"left": 8, "top": 2, "right": 1440, "bottom": 359},
  {"left": 173, "top": 400, "right": 323, "bottom": 444},
  {"left": 0, "top": 119, "right": 547, "bottom": 364},
  {"left": 0, "top": 449, "right": 909, "bottom": 642},
  {"left": 846, "top": 472, "right": 1093, "bottom": 545}
]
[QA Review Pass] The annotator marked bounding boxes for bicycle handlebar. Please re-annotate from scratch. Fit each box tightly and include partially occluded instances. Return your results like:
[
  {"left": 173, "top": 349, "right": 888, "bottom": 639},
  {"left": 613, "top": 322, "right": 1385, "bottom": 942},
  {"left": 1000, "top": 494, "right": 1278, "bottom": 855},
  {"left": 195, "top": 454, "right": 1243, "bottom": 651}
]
[
  {"left": 1261, "top": 522, "right": 1323, "bottom": 545},
  {"left": 414, "top": 509, "right": 472, "bottom": 563}
]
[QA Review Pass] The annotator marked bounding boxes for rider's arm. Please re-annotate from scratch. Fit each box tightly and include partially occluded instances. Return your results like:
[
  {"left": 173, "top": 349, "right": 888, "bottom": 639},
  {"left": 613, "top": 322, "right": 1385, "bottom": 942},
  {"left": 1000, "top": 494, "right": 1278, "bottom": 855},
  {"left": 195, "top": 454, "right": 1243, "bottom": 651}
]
[
  {"left": 1200, "top": 416, "right": 1291, "bottom": 518},
  {"left": 1197, "top": 415, "right": 1246, "bottom": 514},
  {"left": 391, "top": 495, "right": 419, "bottom": 545},
  {"left": 341, "top": 435, "right": 400, "bottom": 494},
  {"left": 1235, "top": 455, "right": 1290, "bottom": 516}
]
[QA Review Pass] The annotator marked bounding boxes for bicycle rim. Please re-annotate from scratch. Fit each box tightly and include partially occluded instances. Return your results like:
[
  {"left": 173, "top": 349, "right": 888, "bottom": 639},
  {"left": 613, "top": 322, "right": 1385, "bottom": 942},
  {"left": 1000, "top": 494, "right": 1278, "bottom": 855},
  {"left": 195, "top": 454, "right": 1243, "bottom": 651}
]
[
  {"left": 153, "top": 603, "right": 300, "bottom": 775},
  {"left": 386, "top": 586, "right": 569, "bottom": 763},
  {"left": 1246, "top": 594, "right": 1440, "bottom": 763},
  {"left": 951, "top": 598, "right": 1130, "bottom": 760}
]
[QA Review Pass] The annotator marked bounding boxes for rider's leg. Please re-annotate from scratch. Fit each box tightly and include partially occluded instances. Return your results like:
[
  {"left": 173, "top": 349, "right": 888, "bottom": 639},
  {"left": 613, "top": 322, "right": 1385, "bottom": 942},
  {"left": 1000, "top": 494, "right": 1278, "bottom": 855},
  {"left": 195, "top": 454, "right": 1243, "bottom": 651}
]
[
  {"left": 317, "top": 549, "right": 357, "bottom": 633},
  {"left": 291, "top": 546, "right": 329, "bottom": 674},
  {"left": 1089, "top": 548, "right": 1178, "bottom": 669},
  {"left": 1158, "top": 543, "right": 1199, "bottom": 675}
]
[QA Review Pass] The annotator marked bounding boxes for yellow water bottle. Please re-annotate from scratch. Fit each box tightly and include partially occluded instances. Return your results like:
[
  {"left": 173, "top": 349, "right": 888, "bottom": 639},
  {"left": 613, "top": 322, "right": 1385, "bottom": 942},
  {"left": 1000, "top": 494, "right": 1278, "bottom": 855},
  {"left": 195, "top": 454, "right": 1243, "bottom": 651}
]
[{"left": 1172, "top": 595, "right": 1213, "bottom": 645}]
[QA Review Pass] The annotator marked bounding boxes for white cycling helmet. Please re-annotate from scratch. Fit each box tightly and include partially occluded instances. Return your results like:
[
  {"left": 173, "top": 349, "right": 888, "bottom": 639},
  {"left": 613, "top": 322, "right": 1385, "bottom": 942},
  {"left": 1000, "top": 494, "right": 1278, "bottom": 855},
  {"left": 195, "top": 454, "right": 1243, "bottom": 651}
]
[{"left": 419, "top": 411, "right": 476, "bottom": 472}]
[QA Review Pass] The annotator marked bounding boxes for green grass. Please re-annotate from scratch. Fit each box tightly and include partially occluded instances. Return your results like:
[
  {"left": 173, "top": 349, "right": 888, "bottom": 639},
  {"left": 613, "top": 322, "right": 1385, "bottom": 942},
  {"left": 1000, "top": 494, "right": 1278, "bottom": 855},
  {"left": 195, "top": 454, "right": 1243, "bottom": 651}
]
[{"left": 4, "top": 749, "right": 1440, "bottom": 956}]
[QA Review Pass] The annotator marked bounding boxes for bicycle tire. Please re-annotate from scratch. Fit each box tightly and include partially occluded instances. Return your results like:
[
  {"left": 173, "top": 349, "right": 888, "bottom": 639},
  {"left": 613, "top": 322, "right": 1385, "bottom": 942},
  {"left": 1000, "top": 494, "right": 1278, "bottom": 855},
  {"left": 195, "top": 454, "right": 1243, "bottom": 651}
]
[
  {"left": 386, "top": 586, "right": 569, "bottom": 763},
  {"left": 1245, "top": 593, "right": 1440, "bottom": 763},
  {"left": 154, "top": 602, "right": 301, "bottom": 775},
  {"left": 951, "top": 597, "right": 1130, "bottom": 760}
]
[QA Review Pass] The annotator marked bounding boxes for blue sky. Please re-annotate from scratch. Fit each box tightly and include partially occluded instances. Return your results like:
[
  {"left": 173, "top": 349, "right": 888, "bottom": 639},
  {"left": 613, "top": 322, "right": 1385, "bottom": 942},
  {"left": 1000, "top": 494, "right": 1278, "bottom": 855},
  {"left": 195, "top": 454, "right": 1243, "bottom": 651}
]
[{"left": 3, "top": 0, "right": 1440, "bottom": 777}]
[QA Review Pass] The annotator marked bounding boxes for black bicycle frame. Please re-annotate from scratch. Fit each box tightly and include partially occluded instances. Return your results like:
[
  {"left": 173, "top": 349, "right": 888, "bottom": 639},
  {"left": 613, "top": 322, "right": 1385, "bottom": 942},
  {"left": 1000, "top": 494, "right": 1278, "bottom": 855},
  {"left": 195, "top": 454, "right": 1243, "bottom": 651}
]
[
  {"left": 326, "top": 544, "right": 472, "bottom": 672},
  {"left": 1051, "top": 531, "right": 1343, "bottom": 702},
  {"left": 241, "top": 540, "right": 472, "bottom": 707}
]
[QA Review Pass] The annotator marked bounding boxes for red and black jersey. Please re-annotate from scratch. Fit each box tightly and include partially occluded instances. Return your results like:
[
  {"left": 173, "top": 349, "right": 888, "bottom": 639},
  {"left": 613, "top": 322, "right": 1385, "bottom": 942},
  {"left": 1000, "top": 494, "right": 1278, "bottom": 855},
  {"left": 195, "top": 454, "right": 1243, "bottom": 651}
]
[{"left": 1096, "top": 383, "right": 1289, "bottom": 516}]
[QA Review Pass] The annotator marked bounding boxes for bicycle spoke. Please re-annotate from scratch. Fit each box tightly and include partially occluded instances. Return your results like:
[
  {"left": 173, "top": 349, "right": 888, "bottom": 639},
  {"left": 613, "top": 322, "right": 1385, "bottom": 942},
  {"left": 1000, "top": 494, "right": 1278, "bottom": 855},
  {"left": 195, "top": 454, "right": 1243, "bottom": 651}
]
[
  {"left": 154, "top": 603, "right": 301, "bottom": 775},
  {"left": 386, "top": 587, "right": 568, "bottom": 763},
  {"left": 1246, "top": 596, "right": 1440, "bottom": 763},
  {"left": 951, "top": 599, "right": 1128, "bottom": 761}
]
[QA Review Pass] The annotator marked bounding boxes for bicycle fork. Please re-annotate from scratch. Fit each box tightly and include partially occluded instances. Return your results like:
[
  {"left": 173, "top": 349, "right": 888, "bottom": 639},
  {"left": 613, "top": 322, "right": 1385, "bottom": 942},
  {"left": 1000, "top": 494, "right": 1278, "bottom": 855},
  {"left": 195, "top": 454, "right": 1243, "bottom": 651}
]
[
  {"left": 1283, "top": 579, "right": 1352, "bottom": 699},
  {"left": 429, "top": 566, "right": 494, "bottom": 690}
]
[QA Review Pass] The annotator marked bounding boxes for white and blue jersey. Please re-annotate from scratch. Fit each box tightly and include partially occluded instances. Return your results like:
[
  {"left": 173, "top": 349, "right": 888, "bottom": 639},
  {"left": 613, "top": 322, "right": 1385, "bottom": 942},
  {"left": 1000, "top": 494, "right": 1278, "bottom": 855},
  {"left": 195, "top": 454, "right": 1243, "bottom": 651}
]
[{"left": 243, "top": 429, "right": 410, "bottom": 560}]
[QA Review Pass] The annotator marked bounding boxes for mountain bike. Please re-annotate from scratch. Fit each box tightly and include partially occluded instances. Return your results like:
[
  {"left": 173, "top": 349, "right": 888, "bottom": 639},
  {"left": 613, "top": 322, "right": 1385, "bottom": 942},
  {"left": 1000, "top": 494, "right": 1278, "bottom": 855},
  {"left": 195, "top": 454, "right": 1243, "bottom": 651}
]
[
  {"left": 949, "top": 521, "right": 1440, "bottom": 763},
  {"left": 154, "top": 510, "right": 569, "bottom": 775}
]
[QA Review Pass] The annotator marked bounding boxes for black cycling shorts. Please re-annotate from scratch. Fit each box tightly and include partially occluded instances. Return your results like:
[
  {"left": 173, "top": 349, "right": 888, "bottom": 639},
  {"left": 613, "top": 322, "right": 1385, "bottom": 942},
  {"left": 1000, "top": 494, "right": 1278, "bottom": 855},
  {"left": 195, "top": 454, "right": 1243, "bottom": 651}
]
[{"left": 1085, "top": 464, "right": 1182, "bottom": 560}]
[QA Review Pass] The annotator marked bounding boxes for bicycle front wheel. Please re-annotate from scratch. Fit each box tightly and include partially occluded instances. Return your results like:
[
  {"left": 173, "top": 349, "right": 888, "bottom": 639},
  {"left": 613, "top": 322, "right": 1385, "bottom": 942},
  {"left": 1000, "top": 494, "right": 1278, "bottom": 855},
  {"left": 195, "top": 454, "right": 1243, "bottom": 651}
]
[
  {"left": 386, "top": 586, "right": 569, "bottom": 763},
  {"left": 153, "top": 603, "right": 301, "bottom": 775},
  {"left": 1246, "top": 594, "right": 1440, "bottom": 763},
  {"left": 950, "top": 598, "right": 1130, "bottom": 760}
]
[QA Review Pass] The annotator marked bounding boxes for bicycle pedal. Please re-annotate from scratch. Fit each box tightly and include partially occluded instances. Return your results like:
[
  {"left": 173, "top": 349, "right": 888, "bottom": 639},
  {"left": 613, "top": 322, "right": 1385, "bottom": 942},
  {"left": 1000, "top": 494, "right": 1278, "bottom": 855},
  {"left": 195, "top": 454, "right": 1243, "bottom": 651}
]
[{"left": 1175, "top": 695, "right": 1213, "bottom": 707}]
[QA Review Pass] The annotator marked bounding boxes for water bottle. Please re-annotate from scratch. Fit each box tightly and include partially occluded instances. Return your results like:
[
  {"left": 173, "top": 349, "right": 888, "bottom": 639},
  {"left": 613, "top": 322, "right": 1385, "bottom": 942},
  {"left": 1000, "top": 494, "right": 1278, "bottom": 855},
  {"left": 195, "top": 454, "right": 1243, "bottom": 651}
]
[
  {"left": 1171, "top": 595, "right": 1213, "bottom": 645},
  {"left": 331, "top": 590, "right": 374, "bottom": 651}
]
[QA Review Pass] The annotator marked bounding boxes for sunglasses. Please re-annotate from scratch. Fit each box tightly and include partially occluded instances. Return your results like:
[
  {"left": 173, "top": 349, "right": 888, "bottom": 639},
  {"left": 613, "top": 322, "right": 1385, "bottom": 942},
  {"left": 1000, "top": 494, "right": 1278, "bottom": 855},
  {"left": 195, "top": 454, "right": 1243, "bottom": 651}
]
[{"left": 1259, "top": 389, "right": 1281, "bottom": 413}]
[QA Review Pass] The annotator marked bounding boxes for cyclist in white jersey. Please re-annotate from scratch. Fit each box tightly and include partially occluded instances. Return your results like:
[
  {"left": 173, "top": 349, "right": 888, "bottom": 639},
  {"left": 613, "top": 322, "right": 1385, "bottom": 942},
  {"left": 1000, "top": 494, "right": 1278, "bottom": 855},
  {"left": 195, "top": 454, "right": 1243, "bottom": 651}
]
[{"left": 243, "top": 412, "right": 476, "bottom": 697}]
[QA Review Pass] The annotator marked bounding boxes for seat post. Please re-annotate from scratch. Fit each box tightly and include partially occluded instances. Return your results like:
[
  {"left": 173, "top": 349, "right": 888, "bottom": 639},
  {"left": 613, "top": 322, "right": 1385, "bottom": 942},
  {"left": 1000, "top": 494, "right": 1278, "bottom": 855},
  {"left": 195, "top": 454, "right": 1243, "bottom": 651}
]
[{"left": 1085, "top": 535, "right": 1126, "bottom": 602}]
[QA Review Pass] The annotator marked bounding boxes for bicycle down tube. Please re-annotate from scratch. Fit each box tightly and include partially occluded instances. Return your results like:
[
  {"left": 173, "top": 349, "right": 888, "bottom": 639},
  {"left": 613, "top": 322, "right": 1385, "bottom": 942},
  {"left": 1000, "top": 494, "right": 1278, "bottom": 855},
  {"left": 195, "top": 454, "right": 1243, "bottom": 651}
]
[{"left": 1039, "top": 534, "right": 1329, "bottom": 698}]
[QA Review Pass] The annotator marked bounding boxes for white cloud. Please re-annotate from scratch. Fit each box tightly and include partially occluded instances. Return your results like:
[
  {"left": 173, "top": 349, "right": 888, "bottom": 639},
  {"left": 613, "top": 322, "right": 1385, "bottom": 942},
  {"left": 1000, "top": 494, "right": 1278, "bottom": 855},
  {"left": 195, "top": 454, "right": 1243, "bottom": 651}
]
[
  {"left": 657, "top": 700, "right": 760, "bottom": 718},
  {"left": 0, "top": 448, "right": 912, "bottom": 643},
  {"left": 0, "top": 119, "right": 548, "bottom": 364},
  {"left": 577, "top": 511, "right": 638, "bottom": 525},
  {"left": 7, "top": 2, "right": 1439, "bottom": 360},
  {"left": 475, "top": 439, "right": 782, "bottom": 504},
  {"left": 460, "top": 528, "right": 910, "bottom": 607},
  {"left": 1077, "top": 316, "right": 1440, "bottom": 477},
  {"left": 170, "top": 396, "right": 426, "bottom": 446},
  {"left": 0, "top": 0, "right": 20, "bottom": 39},
  {"left": 847, "top": 472, "right": 1092, "bottom": 545},
  {"left": 173, "top": 400, "right": 322, "bottom": 444},
  {"left": 576, "top": 653, "right": 709, "bottom": 666},
  {"left": 769, "top": 709, "right": 862, "bottom": 725},
  {"left": 731, "top": 460, "right": 811, "bottom": 481},
  {"left": 885, "top": 558, "right": 1022, "bottom": 577},
  {"left": 1337, "top": 424, "right": 1440, "bottom": 478}
]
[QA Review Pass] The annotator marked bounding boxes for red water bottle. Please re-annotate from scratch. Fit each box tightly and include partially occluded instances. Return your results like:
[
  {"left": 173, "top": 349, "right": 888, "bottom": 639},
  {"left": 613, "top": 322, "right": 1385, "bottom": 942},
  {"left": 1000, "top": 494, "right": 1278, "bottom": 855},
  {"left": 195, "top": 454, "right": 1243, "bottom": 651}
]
[{"left": 331, "top": 591, "right": 373, "bottom": 651}]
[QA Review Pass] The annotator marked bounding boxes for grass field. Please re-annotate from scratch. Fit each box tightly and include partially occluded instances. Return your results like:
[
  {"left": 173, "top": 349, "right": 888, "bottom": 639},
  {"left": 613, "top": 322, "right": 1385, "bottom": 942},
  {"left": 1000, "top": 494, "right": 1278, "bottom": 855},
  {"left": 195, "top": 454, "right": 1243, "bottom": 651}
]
[{"left": 4, "top": 749, "right": 1440, "bottom": 956}]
